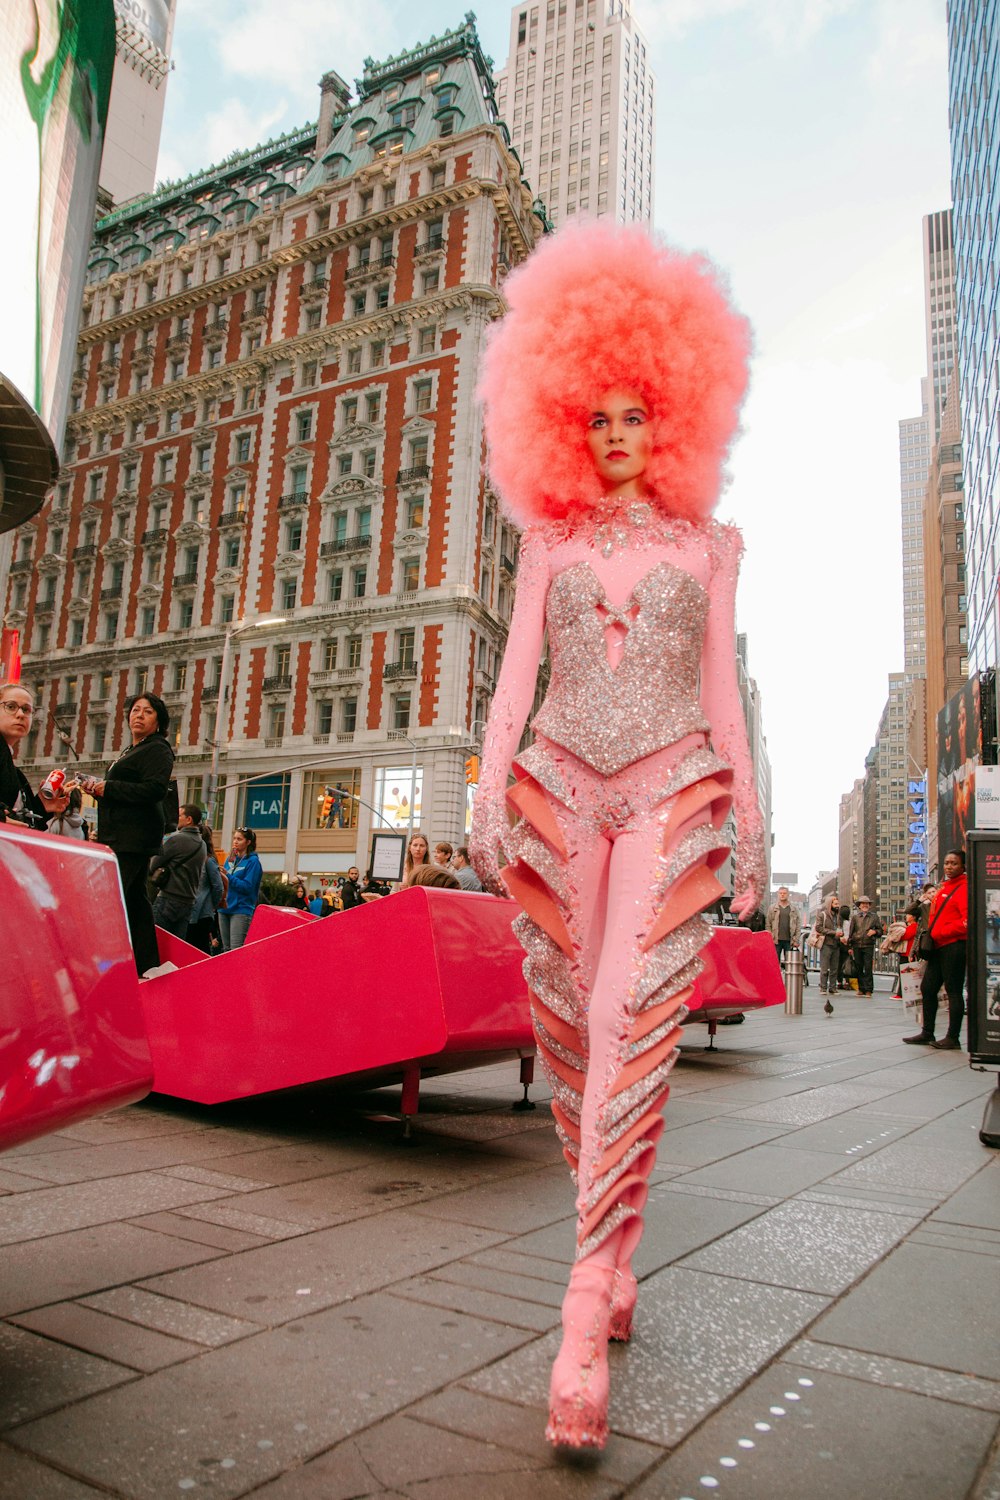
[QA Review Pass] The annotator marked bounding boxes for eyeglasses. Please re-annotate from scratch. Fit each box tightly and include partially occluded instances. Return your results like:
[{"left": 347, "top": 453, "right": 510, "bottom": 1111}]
[{"left": 0, "top": 701, "right": 32, "bottom": 717}]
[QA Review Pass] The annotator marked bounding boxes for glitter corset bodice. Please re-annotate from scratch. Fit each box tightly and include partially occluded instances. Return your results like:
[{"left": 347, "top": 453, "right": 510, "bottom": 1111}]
[{"left": 531, "top": 559, "right": 711, "bottom": 775}]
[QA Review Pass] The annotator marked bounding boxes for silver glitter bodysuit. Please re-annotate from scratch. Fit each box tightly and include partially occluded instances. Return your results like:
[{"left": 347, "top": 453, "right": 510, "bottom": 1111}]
[{"left": 530, "top": 559, "right": 711, "bottom": 776}]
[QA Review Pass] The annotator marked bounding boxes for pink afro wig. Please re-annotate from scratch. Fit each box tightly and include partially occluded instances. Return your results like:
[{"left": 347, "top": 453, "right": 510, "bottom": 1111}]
[{"left": 478, "top": 220, "right": 751, "bottom": 528}]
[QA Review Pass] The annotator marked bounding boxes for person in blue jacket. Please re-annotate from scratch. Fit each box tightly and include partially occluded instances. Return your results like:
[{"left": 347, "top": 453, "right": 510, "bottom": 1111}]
[{"left": 220, "top": 826, "right": 263, "bottom": 950}]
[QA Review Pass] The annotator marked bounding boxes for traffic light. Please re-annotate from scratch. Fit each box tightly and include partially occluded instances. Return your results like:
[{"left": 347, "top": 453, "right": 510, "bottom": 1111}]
[
  {"left": 320, "top": 791, "right": 333, "bottom": 821},
  {"left": 465, "top": 754, "right": 480, "bottom": 785}
]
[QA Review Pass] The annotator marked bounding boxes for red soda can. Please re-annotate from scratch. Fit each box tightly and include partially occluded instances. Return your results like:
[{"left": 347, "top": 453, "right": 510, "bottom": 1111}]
[{"left": 40, "top": 768, "right": 66, "bottom": 799}]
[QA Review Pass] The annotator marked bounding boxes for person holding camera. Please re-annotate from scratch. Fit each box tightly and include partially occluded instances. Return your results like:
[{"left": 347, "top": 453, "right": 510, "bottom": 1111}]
[
  {"left": 150, "top": 803, "right": 207, "bottom": 939},
  {"left": 0, "top": 681, "right": 70, "bottom": 828}
]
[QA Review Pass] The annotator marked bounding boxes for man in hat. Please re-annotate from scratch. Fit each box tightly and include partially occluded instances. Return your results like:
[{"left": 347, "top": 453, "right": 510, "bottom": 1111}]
[{"left": 848, "top": 896, "right": 884, "bottom": 997}]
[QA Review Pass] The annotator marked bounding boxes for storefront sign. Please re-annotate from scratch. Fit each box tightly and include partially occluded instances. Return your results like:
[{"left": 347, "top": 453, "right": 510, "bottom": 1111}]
[
  {"left": 908, "top": 775, "right": 928, "bottom": 888},
  {"left": 974, "top": 765, "right": 1000, "bottom": 830}
]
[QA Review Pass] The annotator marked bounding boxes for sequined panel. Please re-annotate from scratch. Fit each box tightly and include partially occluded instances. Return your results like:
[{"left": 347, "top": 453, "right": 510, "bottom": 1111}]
[{"left": 531, "top": 560, "right": 712, "bottom": 775}]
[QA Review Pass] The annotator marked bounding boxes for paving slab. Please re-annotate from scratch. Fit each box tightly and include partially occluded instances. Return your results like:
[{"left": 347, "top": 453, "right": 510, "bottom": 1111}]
[
  {"left": 11, "top": 1291, "right": 530, "bottom": 1500},
  {"left": 669, "top": 1143, "right": 843, "bottom": 1196},
  {"left": 0, "top": 1323, "right": 132, "bottom": 1428},
  {"left": 0, "top": 1172, "right": 231, "bottom": 1247},
  {"left": 0, "top": 1223, "right": 223, "bottom": 1318},
  {"left": 10, "top": 1301, "right": 202, "bottom": 1373},
  {"left": 786, "top": 1338, "right": 1000, "bottom": 1413},
  {"left": 0, "top": 1443, "right": 107, "bottom": 1497},
  {"left": 653, "top": 1118, "right": 792, "bottom": 1168},
  {"left": 406, "top": 1163, "right": 572, "bottom": 1233},
  {"left": 80, "top": 1287, "right": 260, "bottom": 1346},
  {"left": 679, "top": 1198, "right": 914, "bottom": 1295},
  {"left": 391, "top": 1274, "right": 560, "bottom": 1333},
  {"left": 137, "top": 1209, "right": 508, "bottom": 1324},
  {"left": 5, "top": 1128, "right": 286, "bottom": 1186},
  {"left": 829, "top": 1136, "right": 992, "bottom": 1197},
  {"left": 930, "top": 1160, "right": 1000, "bottom": 1231},
  {"left": 409, "top": 1384, "right": 661, "bottom": 1486},
  {"left": 466, "top": 1265, "right": 828, "bottom": 1448},
  {"left": 489, "top": 1184, "right": 768, "bottom": 1276},
  {"left": 200, "top": 1139, "right": 382, "bottom": 1187},
  {"left": 723, "top": 1082, "right": 899, "bottom": 1126},
  {"left": 811, "top": 1241, "right": 1000, "bottom": 1380},
  {"left": 628, "top": 1360, "right": 996, "bottom": 1500},
  {"left": 126, "top": 1210, "right": 271, "bottom": 1251},
  {"left": 769, "top": 1112, "right": 916, "bottom": 1158}
]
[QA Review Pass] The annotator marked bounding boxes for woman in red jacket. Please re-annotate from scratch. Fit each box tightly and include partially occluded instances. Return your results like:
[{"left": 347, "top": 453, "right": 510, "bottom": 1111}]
[{"left": 905, "top": 848, "right": 968, "bottom": 1049}]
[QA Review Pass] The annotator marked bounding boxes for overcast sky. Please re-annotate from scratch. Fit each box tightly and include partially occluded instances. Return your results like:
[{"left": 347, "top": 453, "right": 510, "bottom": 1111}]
[{"left": 158, "top": 0, "right": 953, "bottom": 892}]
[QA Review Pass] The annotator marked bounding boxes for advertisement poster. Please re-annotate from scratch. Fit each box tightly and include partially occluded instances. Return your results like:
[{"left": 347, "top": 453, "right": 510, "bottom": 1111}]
[
  {"left": 966, "top": 832, "right": 1000, "bottom": 1066},
  {"left": 937, "top": 673, "right": 993, "bottom": 858}
]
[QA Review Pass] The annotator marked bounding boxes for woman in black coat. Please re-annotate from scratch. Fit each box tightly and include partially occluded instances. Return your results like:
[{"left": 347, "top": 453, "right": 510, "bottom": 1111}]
[
  {"left": 79, "top": 693, "right": 174, "bottom": 976},
  {"left": 0, "top": 681, "right": 69, "bottom": 827}
]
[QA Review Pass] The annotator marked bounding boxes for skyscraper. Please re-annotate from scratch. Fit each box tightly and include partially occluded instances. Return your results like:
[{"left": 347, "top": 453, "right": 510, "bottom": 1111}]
[
  {"left": 898, "top": 212, "right": 956, "bottom": 678},
  {"left": 494, "top": 0, "right": 655, "bottom": 225},
  {"left": 100, "top": 0, "right": 177, "bottom": 204},
  {"left": 948, "top": 0, "right": 999, "bottom": 674}
]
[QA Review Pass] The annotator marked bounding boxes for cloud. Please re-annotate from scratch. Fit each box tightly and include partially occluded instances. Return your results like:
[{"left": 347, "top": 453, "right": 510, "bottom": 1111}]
[
  {"left": 650, "top": 0, "right": 858, "bottom": 50},
  {"left": 155, "top": 98, "right": 289, "bottom": 187},
  {"left": 197, "top": 0, "right": 396, "bottom": 93}
]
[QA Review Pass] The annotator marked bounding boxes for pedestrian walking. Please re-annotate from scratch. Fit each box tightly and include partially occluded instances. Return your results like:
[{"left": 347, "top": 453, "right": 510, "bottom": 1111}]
[{"left": 150, "top": 803, "right": 207, "bottom": 939}]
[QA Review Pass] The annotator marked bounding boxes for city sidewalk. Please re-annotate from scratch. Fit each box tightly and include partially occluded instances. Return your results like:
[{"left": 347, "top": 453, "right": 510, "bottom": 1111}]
[{"left": 1, "top": 976, "right": 998, "bottom": 1499}]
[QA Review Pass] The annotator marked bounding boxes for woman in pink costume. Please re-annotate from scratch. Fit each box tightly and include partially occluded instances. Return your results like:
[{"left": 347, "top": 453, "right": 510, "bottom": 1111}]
[{"left": 469, "top": 222, "right": 765, "bottom": 1450}]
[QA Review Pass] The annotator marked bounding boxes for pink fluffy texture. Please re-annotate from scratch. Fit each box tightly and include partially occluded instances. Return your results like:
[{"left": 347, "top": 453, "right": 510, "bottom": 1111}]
[{"left": 478, "top": 221, "right": 751, "bottom": 528}]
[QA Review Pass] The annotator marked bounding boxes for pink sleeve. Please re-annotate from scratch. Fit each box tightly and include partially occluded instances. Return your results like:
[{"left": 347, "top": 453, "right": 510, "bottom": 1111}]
[
  {"left": 469, "top": 528, "right": 551, "bottom": 893},
  {"left": 699, "top": 525, "right": 767, "bottom": 907}
]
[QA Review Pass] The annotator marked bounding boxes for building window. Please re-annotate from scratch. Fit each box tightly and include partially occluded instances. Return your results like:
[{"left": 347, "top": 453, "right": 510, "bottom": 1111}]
[
  {"left": 322, "top": 638, "right": 338, "bottom": 670},
  {"left": 296, "top": 409, "right": 313, "bottom": 441},
  {"left": 301, "top": 360, "right": 318, "bottom": 388},
  {"left": 103, "top": 611, "right": 118, "bottom": 641},
  {"left": 362, "top": 449, "right": 377, "bottom": 478},
  {"left": 317, "top": 700, "right": 334, "bottom": 736},
  {"left": 285, "top": 520, "right": 303, "bottom": 551},
  {"left": 290, "top": 465, "right": 308, "bottom": 496},
  {"left": 235, "top": 432, "right": 251, "bottom": 462},
  {"left": 281, "top": 578, "right": 297, "bottom": 610},
  {"left": 300, "top": 767, "right": 361, "bottom": 830},
  {"left": 418, "top": 326, "right": 436, "bottom": 354},
  {"left": 347, "top": 347, "right": 362, "bottom": 374},
  {"left": 91, "top": 721, "right": 106, "bottom": 754},
  {"left": 352, "top": 566, "right": 367, "bottom": 598},
  {"left": 366, "top": 391, "right": 381, "bottom": 423},
  {"left": 338, "top": 453, "right": 353, "bottom": 476},
  {"left": 341, "top": 397, "right": 358, "bottom": 427},
  {"left": 328, "top": 568, "right": 343, "bottom": 601},
  {"left": 401, "top": 557, "right": 419, "bottom": 591},
  {"left": 178, "top": 599, "right": 194, "bottom": 629},
  {"left": 220, "top": 593, "right": 235, "bottom": 623},
  {"left": 342, "top": 698, "right": 358, "bottom": 734},
  {"left": 392, "top": 693, "right": 411, "bottom": 730},
  {"left": 174, "top": 662, "right": 187, "bottom": 690},
  {"left": 413, "top": 379, "right": 432, "bottom": 413},
  {"left": 70, "top": 618, "right": 84, "bottom": 647},
  {"left": 347, "top": 635, "right": 362, "bottom": 669}
]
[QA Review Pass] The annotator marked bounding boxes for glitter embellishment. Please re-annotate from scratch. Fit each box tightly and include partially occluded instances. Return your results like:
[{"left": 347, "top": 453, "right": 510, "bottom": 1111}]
[{"left": 531, "top": 561, "right": 711, "bottom": 775}]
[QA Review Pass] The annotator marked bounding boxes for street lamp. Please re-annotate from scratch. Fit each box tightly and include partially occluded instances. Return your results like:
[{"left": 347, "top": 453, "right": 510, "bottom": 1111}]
[{"left": 205, "top": 615, "right": 284, "bottom": 813}]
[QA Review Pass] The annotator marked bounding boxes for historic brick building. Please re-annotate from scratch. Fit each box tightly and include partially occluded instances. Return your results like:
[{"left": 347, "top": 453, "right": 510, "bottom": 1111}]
[{"left": 4, "top": 18, "right": 544, "bottom": 878}]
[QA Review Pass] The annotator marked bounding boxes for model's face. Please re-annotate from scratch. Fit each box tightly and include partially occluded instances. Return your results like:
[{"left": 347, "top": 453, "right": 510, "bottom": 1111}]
[
  {"left": 585, "top": 389, "right": 654, "bottom": 498},
  {"left": 410, "top": 836, "right": 428, "bottom": 862},
  {"left": 943, "top": 853, "right": 964, "bottom": 880},
  {"left": 0, "top": 687, "right": 33, "bottom": 747},
  {"left": 129, "top": 698, "right": 159, "bottom": 742},
  {"left": 232, "top": 832, "right": 248, "bottom": 858},
  {"left": 958, "top": 695, "right": 967, "bottom": 747}
]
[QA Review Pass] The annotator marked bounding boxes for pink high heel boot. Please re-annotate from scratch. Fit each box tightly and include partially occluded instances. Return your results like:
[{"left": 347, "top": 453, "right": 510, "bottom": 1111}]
[
  {"left": 609, "top": 1264, "right": 637, "bottom": 1342},
  {"left": 546, "top": 1261, "right": 615, "bottom": 1449}
]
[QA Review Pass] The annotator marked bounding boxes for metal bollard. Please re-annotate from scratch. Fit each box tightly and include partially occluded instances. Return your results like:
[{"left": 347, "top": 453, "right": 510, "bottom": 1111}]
[{"left": 784, "top": 946, "right": 803, "bottom": 1014}]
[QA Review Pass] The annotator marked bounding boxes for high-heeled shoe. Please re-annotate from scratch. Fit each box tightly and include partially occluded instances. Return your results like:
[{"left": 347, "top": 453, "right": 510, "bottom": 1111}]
[
  {"left": 608, "top": 1264, "right": 637, "bottom": 1342},
  {"left": 546, "top": 1261, "right": 614, "bottom": 1449}
]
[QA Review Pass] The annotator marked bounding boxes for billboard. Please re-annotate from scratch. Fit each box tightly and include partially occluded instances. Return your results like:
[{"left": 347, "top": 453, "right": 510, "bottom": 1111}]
[
  {"left": 936, "top": 672, "right": 997, "bottom": 863},
  {"left": 113, "top": 0, "right": 172, "bottom": 55},
  {"left": 2, "top": 2, "right": 116, "bottom": 463}
]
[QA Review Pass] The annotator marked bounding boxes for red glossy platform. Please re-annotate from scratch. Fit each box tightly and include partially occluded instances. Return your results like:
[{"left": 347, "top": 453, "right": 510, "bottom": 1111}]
[
  {"left": 1, "top": 822, "right": 785, "bottom": 1151},
  {"left": 142, "top": 890, "right": 536, "bottom": 1121},
  {"left": 0, "top": 822, "right": 152, "bottom": 1151}
]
